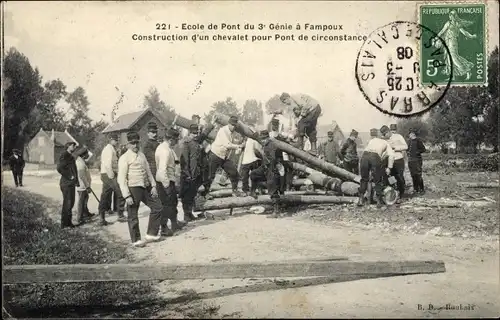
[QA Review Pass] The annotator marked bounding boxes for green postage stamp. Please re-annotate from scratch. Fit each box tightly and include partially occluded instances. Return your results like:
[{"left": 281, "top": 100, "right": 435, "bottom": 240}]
[{"left": 419, "top": 2, "right": 487, "bottom": 86}]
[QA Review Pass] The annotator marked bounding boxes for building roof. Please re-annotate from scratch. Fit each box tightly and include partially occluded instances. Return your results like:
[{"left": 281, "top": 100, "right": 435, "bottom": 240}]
[
  {"left": 102, "top": 108, "right": 170, "bottom": 133},
  {"left": 317, "top": 121, "right": 344, "bottom": 139}
]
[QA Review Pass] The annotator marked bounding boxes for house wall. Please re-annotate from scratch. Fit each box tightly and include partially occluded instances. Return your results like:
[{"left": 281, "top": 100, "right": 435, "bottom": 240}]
[{"left": 24, "top": 130, "right": 56, "bottom": 165}]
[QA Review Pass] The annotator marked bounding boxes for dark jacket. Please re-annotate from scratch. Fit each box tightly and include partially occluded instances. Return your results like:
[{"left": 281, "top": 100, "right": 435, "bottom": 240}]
[
  {"left": 9, "top": 154, "right": 25, "bottom": 171},
  {"left": 180, "top": 135, "right": 202, "bottom": 180},
  {"left": 408, "top": 138, "right": 426, "bottom": 160},
  {"left": 319, "top": 140, "right": 339, "bottom": 164},
  {"left": 258, "top": 140, "right": 283, "bottom": 173},
  {"left": 57, "top": 151, "right": 79, "bottom": 187},
  {"left": 143, "top": 138, "right": 159, "bottom": 177},
  {"left": 339, "top": 138, "right": 359, "bottom": 162}
]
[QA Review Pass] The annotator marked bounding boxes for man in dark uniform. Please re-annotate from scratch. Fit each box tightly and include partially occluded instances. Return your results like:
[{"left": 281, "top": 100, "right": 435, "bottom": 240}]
[
  {"left": 57, "top": 141, "right": 79, "bottom": 228},
  {"left": 319, "top": 131, "right": 340, "bottom": 164},
  {"left": 9, "top": 149, "right": 25, "bottom": 187},
  {"left": 250, "top": 130, "right": 284, "bottom": 218},
  {"left": 339, "top": 130, "right": 359, "bottom": 174},
  {"left": 143, "top": 121, "right": 160, "bottom": 178},
  {"left": 407, "top": 129, "right": 427, "bottom": 195},
  {"left": 179, "top": 124, "right": 203, "bottom": 221},
  {"left": 269, "top": 117, "right": 293, "bottom": 194}
]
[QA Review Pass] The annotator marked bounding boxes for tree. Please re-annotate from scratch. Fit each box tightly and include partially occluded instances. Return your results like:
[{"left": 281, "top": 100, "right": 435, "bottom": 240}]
[
  {"left": 396, "top": 117, "right": 432, "bottom": 142},
  {"left": 241, "top": 99, "right": 264, "bottom": 126},
  {"left": 142, "top": 87, "right": 176, "bottom": 124},
  {"left": 35, "top": 79, "right": 68, "bottom": 132},
  {"left": 3, "top": 47, "right": 43, "bottom": 156},
  {"left": 484, "top": 47, "right": 499, "bottom": 151},
  {"left": 265, "top": 94, "right": 288, "bottom": 115},
  {"left": 203, "top": 97, "right": 241, "bottom": 124}
]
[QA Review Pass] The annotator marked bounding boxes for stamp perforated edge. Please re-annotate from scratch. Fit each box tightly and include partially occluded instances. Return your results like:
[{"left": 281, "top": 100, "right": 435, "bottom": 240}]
[{"left": 416, "top": 1, "right": 489, "bottom": 87}]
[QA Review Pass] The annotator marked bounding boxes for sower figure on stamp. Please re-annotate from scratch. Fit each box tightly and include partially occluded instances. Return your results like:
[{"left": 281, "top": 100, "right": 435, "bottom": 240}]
[
  {"left": 250, "top": 130, "right": 285, "bottom": 218},
  {"left": 204, "top": 115, "right": 245, "bottom": 199},
  {"left": 118, "top": 131, "right": 164, "bottom": 248},
  {"left": 98, "top": 133, "right": 125, "bottom": 225},
  {"left": 407, "top": 129, "right": 427, "bottom": 195},
  {"left": 179, "top": 124, "right": 204, "bottom": 222},
  {"left": 57, "top": 141, "right": 79, "bottom": 229},
  {"left": 357, "top": 126, "right": 395, "bottom": 208},
  {"left": 339, "top": 130, "right": 359, "bottom": 174},
  {"left": 269, "top": 117, "right": 294, "bottom": 194},
  {"left": 240, "top": 126, "right": 263, "bottom": 196},
  {"left": 385, "top": 123, "right": 408, "bottom": 202},
  {"left": 319, "top": 131, "right": 341, "bottom": 165},
  {"left": 9, "top": 149, "right": 25, "bottom": 187},
  {"left": 280, "top": 92, "right": 322, "bottom": 155},
  {"left": 74, "top": 146, "right": 95, "bottom": 225}
]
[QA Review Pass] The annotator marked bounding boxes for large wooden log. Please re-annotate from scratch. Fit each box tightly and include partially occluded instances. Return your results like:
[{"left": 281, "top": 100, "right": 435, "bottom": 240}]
[
  {"left": 291, "top": 162, "right": 342, "bottom": 191},
  {"left": 3, "top": 260, "right": 445, "bottom": 284},
  {"left": 341, "top": 181, "right": 361, "bottom": 196},
  {"left": 172, "top": 113, "right": 218, "bottom": 141},
  {"left": 194, "top": 194, "right": 359, "bottom": 211}
]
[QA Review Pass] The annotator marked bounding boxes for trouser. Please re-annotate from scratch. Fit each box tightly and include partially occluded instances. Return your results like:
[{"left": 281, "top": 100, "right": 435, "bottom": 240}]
[
  {"left": 391, "top": 158, "right": 406, "bottom": 197},
  {"left": 157, "top": 181, "right": 180, "bottom": 230},
  {"left": 127, "top": 186, "right": 164, "bottom": 243},
  {"left": 358, "top": 152, "right": 384, "bottom": 199},
  {"left": 112, "top": 191, "right": 118, "bottom": 212},
  {"left": 76, "top": 190, "right": 91, "bottom": 223},
  {"left": 12, "top": 169, "right": 23, "bottom": 186},
  {"left": 408, "top": 159, "right": 424, "bottom": 192},
  {"left": 179, "top": 177, "right": 200, "bottom": 217},
  {"left": 343, "top": 159, "right": 359, "bottom": 174},
  {"left": 207, "top": 152, "right": 240, "bottom": 192},
  {"left": 99, "top": 173, "right": 125, "bottom": 219},
  {"left": 280, "top": 161, "right": 293, "bottom": 193},
  {"left": 250, "top": 165, "right": 281, "bottom": 202},
  {"left": 297, "top": 105, "right": 322, "bottom": 143},
  {"left": 240, "top": 160, "right": 262, "bottom": 192},
  {"left": 60, "top": 184, "right": 76, "bottom": 227}
]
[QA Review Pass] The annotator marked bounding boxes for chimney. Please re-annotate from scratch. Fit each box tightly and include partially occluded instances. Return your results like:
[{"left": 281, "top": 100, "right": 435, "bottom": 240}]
[{"left": 51, "top": 129, "right": 55, "bottom": 141}]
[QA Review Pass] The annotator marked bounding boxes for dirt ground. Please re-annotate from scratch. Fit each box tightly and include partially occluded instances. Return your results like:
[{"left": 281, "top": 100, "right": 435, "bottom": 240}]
[{"left": 2, "top": 169, "right": 499, "bottom": 318}]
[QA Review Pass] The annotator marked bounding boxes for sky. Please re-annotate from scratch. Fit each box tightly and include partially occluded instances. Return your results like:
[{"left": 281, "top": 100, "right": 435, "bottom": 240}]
[{"left": 4, "top": 0, "right": 499, "bottom": 133}]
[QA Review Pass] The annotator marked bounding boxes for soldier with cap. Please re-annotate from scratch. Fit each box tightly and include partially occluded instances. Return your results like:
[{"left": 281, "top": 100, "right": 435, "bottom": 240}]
[
  {"left": 98, "top": 133, "right": 125, "bottom": 225},
  {"left": 339, "top": 130, "right": 360, "bottom": 174},
  {"left": 250, "top": 130, "right": 285, "bottom": 218},
  {"left": 384, "top": 123, "right": 408, "bottom": 201},
  {"left": 357, "top": 126, "right": 395, "bottom": 208},
  {"left": 240, "top": 126, "right": 263, "bottom": 196},
  {"left": 57, "top": 141, "right": 79, "bottom": 228},
  {"left": 268, "top": 117, "right": 294, "bottom": 193},
  {"left": 407, "top": 129, "right": 427, "bottom": 195},
  {"left": 178, "top": 124, "right": 204, "bottom": 221},
  {"left": 9, "top": 148, "right": 25, "bottom": 187},
  {"left": 143, "top": 121, "right": 160, "bottom": 177},
  {"left": 319, "top": 131, "right": 340, "bottom": 165},
  {"left": 118, "top": 131, "right": 164, "bottom": 247},
  {"left": 280, "top": 92, "right": 322, "bottom": 154},
  {"left": 205, "top": 115, "right": 244, "bottom": 198},
  {"left": 74, "top": 146, "right": 95, "bottom": 225}
]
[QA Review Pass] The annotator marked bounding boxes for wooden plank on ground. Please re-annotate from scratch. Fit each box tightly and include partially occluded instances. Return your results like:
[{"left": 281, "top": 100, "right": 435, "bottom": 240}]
[
  {"left": 3, "top": 260, "right": 445, "bottom": 284},
  {"left": 457, "top": 182, "right": 499, "bottom": 188}
]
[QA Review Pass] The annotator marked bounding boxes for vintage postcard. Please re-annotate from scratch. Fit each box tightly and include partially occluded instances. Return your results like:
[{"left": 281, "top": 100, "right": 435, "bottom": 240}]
[{"left": 2, "top": 0, "right": 499, "bottom": 319}]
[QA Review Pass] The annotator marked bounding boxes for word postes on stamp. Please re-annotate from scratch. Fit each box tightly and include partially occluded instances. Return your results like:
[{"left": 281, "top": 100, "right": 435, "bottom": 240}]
[
  {"left": 355, "top": 21, "right": 452, "bottom": 118},
  {"left": 419, "top": 3, "right": 487, "bottom": 86}
]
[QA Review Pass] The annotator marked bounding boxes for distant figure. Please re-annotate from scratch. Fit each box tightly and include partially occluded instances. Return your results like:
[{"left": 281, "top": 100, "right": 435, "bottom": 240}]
[
  {"left": 57, "top": 142, "right": 79, "bottom": 229},
  {"left": 339, "top": 130, "right": 359, "bottom": 174},
  {"left": 280, "top": 92, "right": 322, "bottom": 154},
  {"left": 319, "top": 131, "right": 340, "bottom": 165},
  {"left": 407, "top": 129, "right": 427, "bottom": 195},
  {"left": 74, "top": 146, "right": 95, "bottom": 225},
  {"left": 385, "top": 123, "right": 408, "bottom": 201},
  {"left": 9, "top": 149, "right": 25, "bottom": 187}
]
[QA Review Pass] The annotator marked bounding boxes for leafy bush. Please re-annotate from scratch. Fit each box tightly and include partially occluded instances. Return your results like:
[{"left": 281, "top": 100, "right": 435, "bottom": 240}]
[{"left": 462, "top": 153, "right": 499, "bottom": 172}]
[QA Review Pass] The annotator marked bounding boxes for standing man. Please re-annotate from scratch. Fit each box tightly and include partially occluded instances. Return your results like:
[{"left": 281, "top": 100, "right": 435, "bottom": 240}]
[
  {"left": 280, "top": 92, "right": 322, "bottom": 154},
  {"left": 407, "top": 129, "right": 427, "bottom": 195},
  {"left": 57, "top": 141, "right": 79, "bottom": 229},
  {"left": 269, "top": 117, "right": 294, "bottom": 194},
  {"left": 98, "top": 133, "right": 124, "bottom": 226},
  {"left": 357, "top": 126, "right": 395, "bottom": 208},
  {"left": 205, "top": 115, "right": 244, "bottom": 198},
  {"left": 118, "top": 131, "right": 163, "bottom": 248},
  {"left": 143, "top": 121, "right": 160, "bottom": 178},
  {"left": 9, "top": 149, "right": 25, "bottom": 187},
  {"left": 319, "top": 131, "right": 340, "bottom": 165},
  {"left": 385, "top": 123, "right": 408, "bottom": 200},
  {"left": 240, "top": 127, "right": 263, "bottom": 196},
  {"left": 179, "top": 124, "right": 203, "bottom": 222},
  {"left": 250, "top": 130, "right": 284, "bottom": 218},
  {"left": 339, "top": 130, "right": 359, "bottom": 174},
  {"left": 75, "top": 146, "right": 93, "bottom": 225}
]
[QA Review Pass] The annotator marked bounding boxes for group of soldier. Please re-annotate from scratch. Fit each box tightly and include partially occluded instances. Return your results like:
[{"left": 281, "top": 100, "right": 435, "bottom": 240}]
[{"left": 52, "top": 91, "right": 427, "bottom": 247}]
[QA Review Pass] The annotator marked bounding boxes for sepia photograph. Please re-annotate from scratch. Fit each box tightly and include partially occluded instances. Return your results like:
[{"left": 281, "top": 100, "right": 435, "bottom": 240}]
[{"left": 2, "top": 0, "right": 499, "bottom": 318}]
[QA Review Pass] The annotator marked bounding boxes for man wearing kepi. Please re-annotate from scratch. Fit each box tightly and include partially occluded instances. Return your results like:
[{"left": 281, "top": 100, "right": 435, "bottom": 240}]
[
  {"left": 143, "top": 121, "right": 160, "bottom": 178},
  {"left": 57, "top": 141, "right": 79, "bottom": 229},
  {"left": 240, "top": 126, "right": 263, "bottom": 196},
  {"left": 280, "top": 92, "right": 322, "bottom": 154},
  {"left": 269, "top": 117, "right": 294, "bottom": 193},
  {"left": 407, "top": 129, "right": 427, "bottom": 195},
  {"left": 385, "top": 123, "right": 408, "bottom": 201},
  {"left": 9, "top": 149, "right": 25, "bottom": 187},
  {"left": 98, "top": 133, "right": 125, "bottom": 225},
  {"left": 319, "top": 131, "right": 340, "bottom": 165},
  {"left": 118, "top": 131, "right": 163, "bottom": 248},
  {"left": 250, "top": 130, "right": 284, "bottom": 218},
  {"left": 205, "top": 115, "right": 244, "bottom": 198},
  {"left": 75, "top": 146, "right": 94, "bottom": 225},
  {"left": 357, "top": 126, "right": 395, "bottom": 208},
  {"left": 179, "top": 124, "right": 204, "bottom": 222},
  {"left": 339, "top": 130, "right": 359, "bottom": 174}
]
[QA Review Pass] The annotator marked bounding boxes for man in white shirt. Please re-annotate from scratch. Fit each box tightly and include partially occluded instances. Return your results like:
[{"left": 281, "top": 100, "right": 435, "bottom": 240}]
[
  {"left": 240, "top": 127, "right": 263, "bottom": 196},
  {"left": 98, "top": 134, "right": 125, "bottom": 225},
  {"left": 357, "top": 126, "right": 395, "bottom": 208},
  {"left": 156, "top": 127, "right": 186, "bottom": 236},
  {"left": 205, "top": 115, "right": 245, "bottom": 198},
  {"left": 385, "top": 123, "right": 408, "bottom": 199},
  {"left": 118, "top": 131, "right": 163, "bottom": 248},
  {"left": 74, "top": 146, "right": 94, "bottom": 225}
]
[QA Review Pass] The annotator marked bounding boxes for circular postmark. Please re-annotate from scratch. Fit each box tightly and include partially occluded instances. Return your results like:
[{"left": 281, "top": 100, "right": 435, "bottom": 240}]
[{"left": 355, "top": 21, "right": 453, "bottom": 118}]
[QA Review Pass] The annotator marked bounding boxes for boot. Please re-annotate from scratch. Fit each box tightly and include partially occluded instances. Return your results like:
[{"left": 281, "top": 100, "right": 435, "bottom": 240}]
[
  {"left": 268, "top": 201, "right": 280, "bottom": 219},
  {"left": 98, "top": 211, "right": 109, "bottom": 226},
  {"left": 160, "top": 225, "right": 174, "bottom": 237},
  {"left": 357, "top": 195, "right": 365, "bottom": 207},
  {"left": 376, "top": 195, "right": 385, "bottom": 209},
  {"left": 310, "top": 141, "right": 317, "bottom": 155},
  {"left": 249, "top": 189, "right": 258, "bottom": 199}
]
